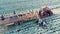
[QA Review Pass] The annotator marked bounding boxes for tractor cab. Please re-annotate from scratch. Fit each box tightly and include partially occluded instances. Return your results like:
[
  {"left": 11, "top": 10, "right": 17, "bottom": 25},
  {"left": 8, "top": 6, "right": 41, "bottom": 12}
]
[{"left": 39, "top": 6, "right": 53, "bottom": 18}]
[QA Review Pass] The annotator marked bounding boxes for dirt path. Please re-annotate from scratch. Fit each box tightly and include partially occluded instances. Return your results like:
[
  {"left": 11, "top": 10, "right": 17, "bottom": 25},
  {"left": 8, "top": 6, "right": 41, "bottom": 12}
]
[{"left": 52, "top": 8, "right": 60, "bottom": 14}]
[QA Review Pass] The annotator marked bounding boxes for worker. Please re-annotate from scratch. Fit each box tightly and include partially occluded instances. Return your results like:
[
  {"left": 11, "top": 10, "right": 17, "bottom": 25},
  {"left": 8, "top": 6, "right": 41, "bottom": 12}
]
[
  {"left": 1, "top": 15, "right": 5, "bottom": 20},
  {"left": 13, "top": 11, "right": 16, "bottom": 14},
  {"left": 38, "top": 20, "right": 47, "bottom": 27},
  {"left": 35, "top": 18, "right": 39, "bottom": 24}
]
